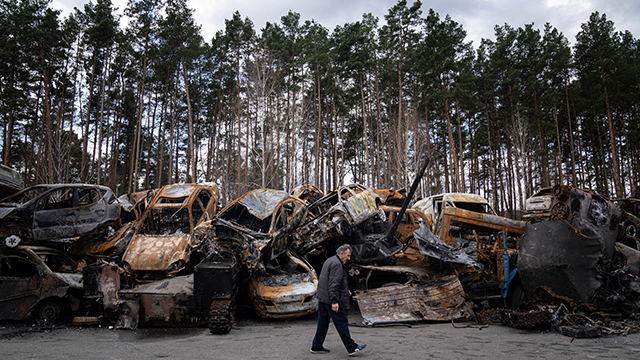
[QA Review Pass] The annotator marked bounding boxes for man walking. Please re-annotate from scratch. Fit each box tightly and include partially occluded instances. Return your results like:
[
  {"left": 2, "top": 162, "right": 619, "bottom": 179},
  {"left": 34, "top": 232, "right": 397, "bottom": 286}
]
[{"left": 310, "top": 244, "right": 366, "bottom": 356}]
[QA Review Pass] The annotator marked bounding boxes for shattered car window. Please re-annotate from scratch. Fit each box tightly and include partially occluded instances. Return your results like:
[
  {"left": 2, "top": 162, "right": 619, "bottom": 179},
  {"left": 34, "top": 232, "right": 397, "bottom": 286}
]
[
  {"left": 78, "top": 188, "right": 100, "bottom": 206},
  {"left": 452, "top": 201, "right": 492, "bottom": 214},
  {"left": 38, "top": 188, "right": 74, "bottom": 211},
  {"left": 0, "top": 256, "right": 39, "bottom": 277}
]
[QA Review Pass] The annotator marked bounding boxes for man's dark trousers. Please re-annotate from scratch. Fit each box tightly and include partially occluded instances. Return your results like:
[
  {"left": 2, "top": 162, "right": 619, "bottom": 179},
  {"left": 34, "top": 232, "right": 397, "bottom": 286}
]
[{"left": 312, "top": 301, "right": 357, "bottom": 353}]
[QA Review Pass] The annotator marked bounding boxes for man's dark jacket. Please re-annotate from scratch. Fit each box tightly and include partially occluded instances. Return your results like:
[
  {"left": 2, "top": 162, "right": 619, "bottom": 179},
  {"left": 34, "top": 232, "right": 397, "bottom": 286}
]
[{"left": 316, "top": 255, "right": 350, "bottom": 309}]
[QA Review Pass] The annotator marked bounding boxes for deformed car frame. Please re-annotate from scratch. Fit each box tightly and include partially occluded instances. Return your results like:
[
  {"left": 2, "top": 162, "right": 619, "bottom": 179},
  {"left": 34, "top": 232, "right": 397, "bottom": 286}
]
[
  {"left": 292, "top": 184, "right": 383, "bottom": 256},
  {"left": 0, "top": 245, "right": 83, "bottom": 322},
  {"left": 0, "top": 184, "right": 121, "bottom": 248},
  {"left": 121, "top": 183, "right": 219, "bottom": 279},
  {"left": 201, "top": 189, "right": 315, "bottom": 320}
]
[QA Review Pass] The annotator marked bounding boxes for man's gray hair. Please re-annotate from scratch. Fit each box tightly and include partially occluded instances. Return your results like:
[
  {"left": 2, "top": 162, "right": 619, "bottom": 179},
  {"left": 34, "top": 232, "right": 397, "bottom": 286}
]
[{"left": 336, "top": 244, "right": 352, "bottom": 254}]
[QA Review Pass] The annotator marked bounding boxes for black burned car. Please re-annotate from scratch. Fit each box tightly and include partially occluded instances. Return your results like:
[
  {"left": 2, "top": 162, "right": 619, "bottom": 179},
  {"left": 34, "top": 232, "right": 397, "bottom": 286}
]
[
  {"left": 0, "top": 184, "right": 121, "bottom": 248},
  {"left": 202, "top": 189, "right": 315, "bottom": 320},
  {"left": 0, "top": 245, "right": 83, "bottom": 322}
]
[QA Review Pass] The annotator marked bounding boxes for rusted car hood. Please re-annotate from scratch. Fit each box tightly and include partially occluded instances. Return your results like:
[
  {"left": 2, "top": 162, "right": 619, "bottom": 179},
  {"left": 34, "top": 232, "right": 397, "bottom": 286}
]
[
  {"left": 123, "top": 233, "right": 191, "bottom": 272},
  {"left": 237, "top": 190, "right": 290, "bottom": 220}
]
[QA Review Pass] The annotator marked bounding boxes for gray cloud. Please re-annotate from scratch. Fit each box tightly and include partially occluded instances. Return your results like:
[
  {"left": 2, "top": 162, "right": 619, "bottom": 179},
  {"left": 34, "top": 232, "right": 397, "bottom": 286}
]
[{"left": 50, "top": 0, "right": 640, "bottom": 47}]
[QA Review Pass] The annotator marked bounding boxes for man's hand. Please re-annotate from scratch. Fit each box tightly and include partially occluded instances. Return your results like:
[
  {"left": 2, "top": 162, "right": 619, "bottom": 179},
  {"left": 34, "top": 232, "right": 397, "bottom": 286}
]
[{"left": 331, "top": 303, "right": 339, "bottom": 312}]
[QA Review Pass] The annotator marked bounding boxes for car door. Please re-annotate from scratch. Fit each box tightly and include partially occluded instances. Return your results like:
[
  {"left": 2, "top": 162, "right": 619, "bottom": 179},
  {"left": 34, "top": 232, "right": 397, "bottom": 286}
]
[
  {"left": 32, "top": 187, "right": 77, "bottom": 240},
  {"left": 340, "top": 187, "right": 379, "bottom": 226},
  {"left": 76, "top": 187, "right": 107, "bottom": 236},
  {"left": 0, "top": 255, "right": 41, "bottom": 320}
]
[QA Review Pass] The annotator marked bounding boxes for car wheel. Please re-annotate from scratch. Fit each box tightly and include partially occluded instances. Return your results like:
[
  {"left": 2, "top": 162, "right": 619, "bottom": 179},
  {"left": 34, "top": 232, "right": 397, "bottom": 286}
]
[
  {"left": 39, "top": 300, "right": 65, "bottom": 322},
  {"left": 509, "top": 283, "right": 527, "bottom": 309}
]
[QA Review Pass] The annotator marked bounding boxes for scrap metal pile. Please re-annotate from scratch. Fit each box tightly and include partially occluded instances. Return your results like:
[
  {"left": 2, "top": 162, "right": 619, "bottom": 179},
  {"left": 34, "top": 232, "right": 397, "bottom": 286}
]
[
  {"left": 1, "top": 170, "right": 639, "bottom": 338},
  {"left": 478, "top": 185, "right": 640, "bottom": 337}
]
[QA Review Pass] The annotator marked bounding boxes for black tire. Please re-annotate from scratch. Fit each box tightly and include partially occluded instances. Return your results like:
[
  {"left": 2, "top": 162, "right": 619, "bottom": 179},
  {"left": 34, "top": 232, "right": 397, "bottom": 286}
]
[
  {"left": 509, "top": 283, "right": 527, "bottom": 309},
  {"left": 39, "top": 300, "right": 65, "bottom": 322}
]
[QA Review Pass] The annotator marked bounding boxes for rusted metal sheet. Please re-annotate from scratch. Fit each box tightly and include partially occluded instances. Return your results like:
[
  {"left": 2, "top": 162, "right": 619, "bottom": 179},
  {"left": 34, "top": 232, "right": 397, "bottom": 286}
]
[
  {"left": 435, "top": 207, "right": 526, "bottom": 246},
  {"left": 119, "top": 274, "right": 194, "bottom": 325},
  {"left": 82, "top": 262, "right": 122, "bottom": 315},
  {"left": 355, "top": 275, "right": 475, "bottom": 325},
  {"left": 237, "top": 189, "right": 290, "bottom": 220},
  {"left": 249, "top": 251, "right": 318, "bottom": 319},
  {"left": 349, "top": 264, "right": 436, "bottom": 290}
]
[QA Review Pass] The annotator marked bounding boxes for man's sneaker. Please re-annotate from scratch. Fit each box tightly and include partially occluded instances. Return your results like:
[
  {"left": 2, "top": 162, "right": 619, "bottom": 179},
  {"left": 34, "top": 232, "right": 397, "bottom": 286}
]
[
  {"left": 348, "top": 344, "right": 366, "bottom": 356},
  {"left": 310, "top": 347, "right": 330, "bottom": 354}
]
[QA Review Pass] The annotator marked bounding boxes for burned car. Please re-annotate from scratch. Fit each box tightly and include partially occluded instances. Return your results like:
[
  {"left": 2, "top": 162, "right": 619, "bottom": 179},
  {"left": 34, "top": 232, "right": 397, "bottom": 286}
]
[
  {"left": 68, "top": 190, "right": 158, "bottom": 258},
  {"left": 413, "top": 192, "right": 526, "bottom": 307},
  {"left": 0, "top": 184, "right": 121, "bottom": 248},
  {"left": 201, "top": 189, "right": 314, "bottom": 320},
  {"left": 0, "top": 245, "right": 82, "bottom": 322},
  {"left": 413, "top": 192, "right": 497, "bottom": 233},
  {"left": 292, "top": 184, "right": 384, "bottom": 257},
  {"left": 522, "top": 187, "right": 554, "bottom": 223},
  {"left": 121, "top": 183, "right": 219, "bottom": 279},
  {"left": 248, "top": 250, "right": 318, "bottom": 319}
]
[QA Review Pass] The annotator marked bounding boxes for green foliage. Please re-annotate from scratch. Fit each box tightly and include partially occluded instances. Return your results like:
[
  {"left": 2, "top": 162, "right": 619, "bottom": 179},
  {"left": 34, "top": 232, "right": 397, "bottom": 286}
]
[{"left": 0, "top": 0, "right": 638, "bottom": 207}]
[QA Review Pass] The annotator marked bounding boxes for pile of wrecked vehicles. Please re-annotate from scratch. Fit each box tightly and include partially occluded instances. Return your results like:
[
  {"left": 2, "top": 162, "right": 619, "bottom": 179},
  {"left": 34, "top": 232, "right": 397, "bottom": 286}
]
[{"left": 1, "top": 175, "right": 639, "bottom": 338}]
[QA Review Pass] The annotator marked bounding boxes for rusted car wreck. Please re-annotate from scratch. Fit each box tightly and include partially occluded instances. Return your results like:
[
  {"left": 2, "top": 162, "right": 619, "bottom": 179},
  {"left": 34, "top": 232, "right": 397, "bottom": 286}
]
[
  {"left": 202, "top": 189, "right": 316, "bottom": 321},
  {"left": 122, "top": 183, "right": 219, "bottom": 279},
  {"left": 0, "top": 245, "right": 82, "bottom": 322}
]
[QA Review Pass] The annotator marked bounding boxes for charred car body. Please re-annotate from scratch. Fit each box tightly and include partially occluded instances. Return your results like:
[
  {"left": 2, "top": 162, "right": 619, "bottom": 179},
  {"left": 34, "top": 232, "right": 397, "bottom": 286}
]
[
  {"left": 122, "top": 183, "right": 219, "bottom": 279},
  {"left": 0, "top": 184, "right": 121, "bottom": 249},
  {"left": 292, "top": 184, "right": 391, "bottom": 263},
  {"left": 201, "top": 189, "right": 315, "bottom": 322},
  {"left": 0, "top": 245, "right": 82, "bottom": 322}
]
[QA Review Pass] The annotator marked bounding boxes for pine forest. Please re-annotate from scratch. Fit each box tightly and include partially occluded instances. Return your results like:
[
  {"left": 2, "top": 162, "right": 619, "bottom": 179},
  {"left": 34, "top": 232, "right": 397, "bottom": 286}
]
[{"left": 1, "top": 0, "right": 639, "bottom": 217}]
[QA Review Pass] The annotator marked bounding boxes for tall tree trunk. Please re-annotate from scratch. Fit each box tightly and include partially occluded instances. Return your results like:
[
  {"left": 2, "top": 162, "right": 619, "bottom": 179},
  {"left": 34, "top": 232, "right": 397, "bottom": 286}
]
[
  {"left": 81, "top": 51, "right": 98, "bottom": 183},
  {"left": 565, "top": 78, "right": 577, "bottom": 186},
  {"left": 181, "top": 53, "right": 196, "bottom": 183},
  {"left": 600, "top": 68, "right": 623, "bottom": 197},
  {"left": 96, "top": 41, "right": 112, "bottom": 185}
]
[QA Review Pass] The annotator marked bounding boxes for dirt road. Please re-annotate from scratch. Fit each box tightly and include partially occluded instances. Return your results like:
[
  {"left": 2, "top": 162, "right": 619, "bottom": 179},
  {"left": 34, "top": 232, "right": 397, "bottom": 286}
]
[{"left": 2, "top": 309, "right": 639, "bottom": 359}]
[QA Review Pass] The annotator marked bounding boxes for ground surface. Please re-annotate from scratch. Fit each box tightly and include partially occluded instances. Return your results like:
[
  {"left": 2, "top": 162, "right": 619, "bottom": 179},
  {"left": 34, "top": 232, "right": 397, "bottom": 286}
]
[{"left": 2, "top": 306, "right": 639, "bottom": 360}]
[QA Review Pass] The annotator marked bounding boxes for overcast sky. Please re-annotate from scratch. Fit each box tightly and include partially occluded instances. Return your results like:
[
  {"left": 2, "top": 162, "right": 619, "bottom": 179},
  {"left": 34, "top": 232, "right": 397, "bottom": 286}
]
[{"left": 50, "top": 0, "right": 640, "bottom": 48}]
